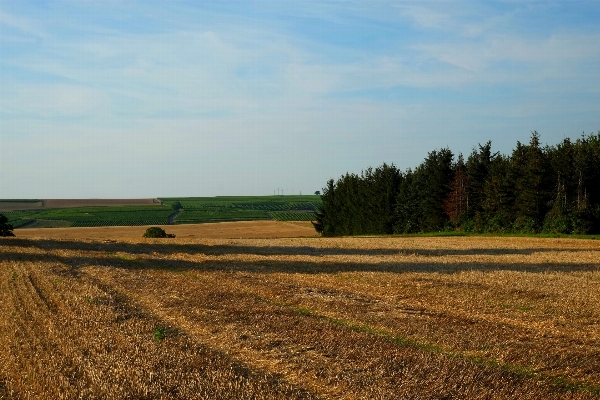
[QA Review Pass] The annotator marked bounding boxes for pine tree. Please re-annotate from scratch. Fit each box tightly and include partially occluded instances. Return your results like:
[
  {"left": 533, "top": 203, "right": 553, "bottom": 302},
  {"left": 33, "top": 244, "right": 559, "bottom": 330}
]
[
  {"left": 368, "top": 163, "right": 402, "bottom": 234},
  {"left": 481, "top": 155, "right": 512, "bottom": 232},
  {"left": 312, "top": 179, "right": 335, "bottom": 235},
  {"left": 466, "top": 141, "right": 494, "bottom": 220},
  {"left": 443, "top": 154, "right": 469, "bottom": 226},
  {"left": 394, "top": 169, "right": 420, "bottom": 233},
  {"left": 510, "top": 132, "right": 552, "bottom": 232}
]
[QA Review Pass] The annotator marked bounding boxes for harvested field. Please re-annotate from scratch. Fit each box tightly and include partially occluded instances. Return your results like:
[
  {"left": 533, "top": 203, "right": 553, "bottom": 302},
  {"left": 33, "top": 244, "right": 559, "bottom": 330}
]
[
  {"left": 15, "top": 220, "right": 318, "bottom": 240},
  {"left": 0, "top": 199, "right": 161, "bottom": 211},
  {"left": 0, "top": 201, "right": 43, "bottom": 212},
  {"left": 1, "top": 234, "right": 599, "bottom": 399},
  {"left": 41, "top": 199, "right": 161, "bottom": 208}
]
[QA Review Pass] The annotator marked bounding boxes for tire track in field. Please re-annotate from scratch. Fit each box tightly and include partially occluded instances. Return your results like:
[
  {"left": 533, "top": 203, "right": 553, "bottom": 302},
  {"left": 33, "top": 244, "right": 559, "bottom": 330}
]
[
  {"left": 1, "top": 262, "right": 75, "bottom": 396},
  {"left": 230, "top": 270, "right": 600, "bottom": 387},
  {"left": 167, "top": 209, "right": 183, "bottom": 224},
  {"left": 76, "top": 267, "right": 322, "bottom": 399},
  {"left": 82, "top": 266, "right": 598, "bottom": 399},
  {"left": 82, "top": 266, "right": 339, "bottom": 399},
  {"left": 1, "top": 253, "right": 320, "bottom": 399}
]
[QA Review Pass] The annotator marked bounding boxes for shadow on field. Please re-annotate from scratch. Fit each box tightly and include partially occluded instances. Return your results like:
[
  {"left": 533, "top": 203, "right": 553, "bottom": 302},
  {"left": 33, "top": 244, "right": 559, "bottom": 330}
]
[
  {"left": 2, "top": 238, "right": 599, "bottom": 275},
  {"left": 3, "top": 237, "right": 599, "bottom": 257}
]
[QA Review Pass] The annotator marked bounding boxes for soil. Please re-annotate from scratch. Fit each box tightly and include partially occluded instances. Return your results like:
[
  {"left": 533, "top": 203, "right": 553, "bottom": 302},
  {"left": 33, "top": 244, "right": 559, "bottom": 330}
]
[
  {"left": 14, "top": 220, "right": 318, "bottom": 240},
  {"left": 42, "top": 198, "right": 161, "bottom": 208},
  {"left": 0, "top": 201, "right": 43, "bottom": 211},
  {"left": 0, "top": 198, "right": 162, "bottom": 211}
]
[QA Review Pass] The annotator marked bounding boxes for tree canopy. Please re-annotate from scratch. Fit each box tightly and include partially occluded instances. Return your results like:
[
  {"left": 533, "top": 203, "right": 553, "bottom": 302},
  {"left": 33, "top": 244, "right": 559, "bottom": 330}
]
[
  {"left": 314, "top": 131, "right": 600, "bottom": 236},
  {"left": 143, "top": 227, "right": 175, "bottom": 238},
  {"left": 0, "top": 214, "right": 15, "bottom": 237}
]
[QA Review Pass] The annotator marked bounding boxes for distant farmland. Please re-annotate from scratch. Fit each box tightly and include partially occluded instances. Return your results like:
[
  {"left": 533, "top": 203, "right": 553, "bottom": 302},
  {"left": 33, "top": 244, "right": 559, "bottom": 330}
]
[
  {"left": 0, "top": 198, "right": 161, "bottom": 211},
  {"left": 3, "top": 196, "right": 321, "bottom": 228}
]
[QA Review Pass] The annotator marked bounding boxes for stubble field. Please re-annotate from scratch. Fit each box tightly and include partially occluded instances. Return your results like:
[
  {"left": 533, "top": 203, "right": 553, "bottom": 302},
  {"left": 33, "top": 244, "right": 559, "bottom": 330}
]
[{"left": 1, "top": 223, "right": 599, "bottom": 399}]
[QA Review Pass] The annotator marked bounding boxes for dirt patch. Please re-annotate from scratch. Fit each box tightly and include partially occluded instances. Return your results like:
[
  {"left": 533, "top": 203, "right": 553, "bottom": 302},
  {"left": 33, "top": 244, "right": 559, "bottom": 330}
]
[
  {"left": 0, "top": 199, "right": 163, "bottom": 211},
  {"left": 42, "top": 198, "right": 162, "bottom": 208},
  {"left": 0, "top": 201, "right": 43, "bottom": 211},
  {"left": 15, "top": 220, "right": 318, "bottom": 240}
]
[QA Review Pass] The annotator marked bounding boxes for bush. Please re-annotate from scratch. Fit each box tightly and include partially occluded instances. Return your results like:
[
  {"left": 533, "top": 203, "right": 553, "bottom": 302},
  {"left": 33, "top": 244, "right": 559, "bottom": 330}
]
[
  {"left": 143, "top": 227, "right": 175, "bottom": 238},
  {"left": 0, "top": 214, "right": 15, "bottom": 237},
  {"left": 512, "top": 216, "right": 539, "bottom": 234}
]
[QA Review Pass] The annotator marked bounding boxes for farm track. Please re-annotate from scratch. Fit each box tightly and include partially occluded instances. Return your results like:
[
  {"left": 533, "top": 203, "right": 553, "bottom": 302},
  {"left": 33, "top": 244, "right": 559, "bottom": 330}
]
[
  {"left": 167, "top": 210, "right": 183, "bottom": 224},
  {"left": 1, "top": 235, "right": 599, "bottom": 399}
]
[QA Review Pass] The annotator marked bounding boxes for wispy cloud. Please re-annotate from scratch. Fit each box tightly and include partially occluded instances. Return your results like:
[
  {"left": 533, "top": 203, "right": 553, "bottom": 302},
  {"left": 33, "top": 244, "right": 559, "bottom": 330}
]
[{"left": 1, "top": 0, "right": 599, "bottom": 198}]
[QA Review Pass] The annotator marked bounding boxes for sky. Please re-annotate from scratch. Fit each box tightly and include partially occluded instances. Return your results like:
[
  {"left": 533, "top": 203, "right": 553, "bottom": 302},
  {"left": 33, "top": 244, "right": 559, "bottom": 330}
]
[{"left": 1, "top": 1, "right": 599, "bottom": 199}]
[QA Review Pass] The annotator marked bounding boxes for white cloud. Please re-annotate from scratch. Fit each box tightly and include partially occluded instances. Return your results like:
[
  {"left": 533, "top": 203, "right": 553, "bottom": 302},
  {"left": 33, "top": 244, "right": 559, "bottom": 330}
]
[
  {"left": 0, "top": 9, "right": 45, "bottom": 39},
  {"left": 1, "top": 1, "right": 599, "bottom": 198},
  {"left": 396, "top": 4, "right": 451, "bottom": 29}
]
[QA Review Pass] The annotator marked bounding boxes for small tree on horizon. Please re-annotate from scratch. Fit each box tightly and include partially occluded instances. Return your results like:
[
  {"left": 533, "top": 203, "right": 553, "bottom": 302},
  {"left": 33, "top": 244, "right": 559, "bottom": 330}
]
[{"left": 0, "top": 214, "right": 15, "bottom": 237}]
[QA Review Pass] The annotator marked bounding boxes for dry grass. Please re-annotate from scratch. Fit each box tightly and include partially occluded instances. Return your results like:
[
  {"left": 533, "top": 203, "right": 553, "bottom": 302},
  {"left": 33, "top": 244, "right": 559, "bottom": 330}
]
[
  {"left": 15, "top": 220, "right": 318, "bottom": 241},
  {"left": 1, "top": 233, "right": 599, "bottom": 399}
]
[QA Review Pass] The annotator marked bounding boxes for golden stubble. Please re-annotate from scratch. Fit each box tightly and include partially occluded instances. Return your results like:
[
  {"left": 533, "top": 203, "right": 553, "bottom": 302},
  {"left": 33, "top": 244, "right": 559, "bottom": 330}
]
[{"left": 1, "top": 235, "right": 599, "bottom": 399}]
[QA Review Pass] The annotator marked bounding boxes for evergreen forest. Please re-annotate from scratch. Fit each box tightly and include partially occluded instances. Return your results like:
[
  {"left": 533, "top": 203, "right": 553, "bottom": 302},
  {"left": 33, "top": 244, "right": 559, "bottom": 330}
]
[{"left": 313, "top": 131, "right": 600, "bottom": 236}]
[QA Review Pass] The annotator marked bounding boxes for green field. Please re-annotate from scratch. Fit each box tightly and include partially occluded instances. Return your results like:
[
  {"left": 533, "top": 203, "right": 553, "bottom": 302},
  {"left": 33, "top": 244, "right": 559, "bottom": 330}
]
[
  {"left": 5, "top": 206, "right": 173, "bottom": 228},
  {"left": 5, "top": 196, "right": 322, "bottom": 228},
  {"left": 160, "top": 196, "right": 321, "bottom": 224}
]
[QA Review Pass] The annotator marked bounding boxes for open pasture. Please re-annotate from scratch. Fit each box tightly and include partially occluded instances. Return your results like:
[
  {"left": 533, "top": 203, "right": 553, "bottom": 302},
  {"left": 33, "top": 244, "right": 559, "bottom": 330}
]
[{"left": 1, "top": 233, "right": 599, "bottom": 399}]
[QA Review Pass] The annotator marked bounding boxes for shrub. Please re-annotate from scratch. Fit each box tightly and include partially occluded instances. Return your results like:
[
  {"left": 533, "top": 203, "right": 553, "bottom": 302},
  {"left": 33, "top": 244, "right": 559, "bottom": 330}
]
[
  {"left": 153, "top": 326, "right": 173, "bottom": 341},
  {"left": 512, "top": 216, "right": 539, "bottom": 234},
  {"left": 0, "top": 214, "right": 15, "bottom": 237},
  {"left": 143, "top": 227, "right": 175, "bottom": 238}
]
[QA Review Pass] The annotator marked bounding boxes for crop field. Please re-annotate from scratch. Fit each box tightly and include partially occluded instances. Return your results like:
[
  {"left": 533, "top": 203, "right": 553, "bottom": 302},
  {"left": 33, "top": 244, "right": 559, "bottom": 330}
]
[
  {"left": 271, "top": 211, "right": 317, "bottom": 221},
  {"left": 160, "top": 195, "right": 320, "bottom": 209},
  {"left": 5, "top": 196, "right": 321, "bottom": 228},
  {"left": 161, "top": 196, "right": 321, "bottom": 224},
  {"left": 0, "top": 199, "right": 160, "bottom": 212},
  {"left": 5, "top": 206, "right": 173, "bottom": 228},
  {"left": 1, "top": 232, "right": 599, "bottom": 399}
]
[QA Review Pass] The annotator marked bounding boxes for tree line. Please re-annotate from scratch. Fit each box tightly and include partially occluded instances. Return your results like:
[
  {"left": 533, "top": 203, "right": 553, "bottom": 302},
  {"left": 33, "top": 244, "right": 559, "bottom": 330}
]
[{"left": 313, "top": 131, "right": 600, "bottom": 236}]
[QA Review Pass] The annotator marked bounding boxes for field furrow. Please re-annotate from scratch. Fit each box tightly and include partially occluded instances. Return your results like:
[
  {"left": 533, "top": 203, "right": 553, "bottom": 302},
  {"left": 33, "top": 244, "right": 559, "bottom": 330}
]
[{"left": 1, "top": 234, "right": 599, "bottom": 399}]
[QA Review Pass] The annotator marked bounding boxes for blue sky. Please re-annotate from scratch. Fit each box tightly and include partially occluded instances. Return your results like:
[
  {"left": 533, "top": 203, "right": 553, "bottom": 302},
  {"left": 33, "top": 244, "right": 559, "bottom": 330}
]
[{"left": 1, "top": 1, "right": 599, "bottom": 198}]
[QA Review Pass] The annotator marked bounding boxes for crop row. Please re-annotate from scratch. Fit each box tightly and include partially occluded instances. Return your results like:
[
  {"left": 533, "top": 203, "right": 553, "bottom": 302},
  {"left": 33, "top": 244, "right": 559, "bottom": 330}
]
[
  {"left": 234, "top": 202, "right": 319, "bottom": 211},
  {"left": 175, "top": 216, "right": 273, "bottom": 224},
  {"left": 70, "top": 220, "right": 168, "bottom": 227},
  {"left": 7, "top": 208, "right": 172, "bottom": 225},
  {"left": 160, "top": 196, "right": 322, "bottom": 211},
  {"left": 270, "top": 212, "right": 317, "bottom": 221},
  {"left": 173, "top": 209, "right": 270, "bottom": 222}
]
